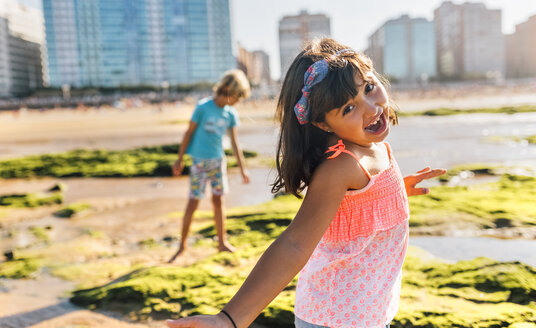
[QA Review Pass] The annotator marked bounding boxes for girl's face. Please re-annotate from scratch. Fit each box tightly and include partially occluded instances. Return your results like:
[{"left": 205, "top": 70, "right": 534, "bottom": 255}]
[{"left": 315, "top": 72, "right": 390, "bottom": 148}]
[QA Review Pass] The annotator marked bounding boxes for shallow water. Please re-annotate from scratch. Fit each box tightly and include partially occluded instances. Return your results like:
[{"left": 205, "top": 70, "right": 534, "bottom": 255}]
[
  {"left": 387, "top": 112, "right": 536, "bottom": 174},
  {"left": 410, "top": 236, "right": 536, "bottom": 267},
  {"left": 236, "top": 112, "right": 536, "bottom": 202},
  {"left": 239, "top": 112, "right": 536, "bottom": 175}
]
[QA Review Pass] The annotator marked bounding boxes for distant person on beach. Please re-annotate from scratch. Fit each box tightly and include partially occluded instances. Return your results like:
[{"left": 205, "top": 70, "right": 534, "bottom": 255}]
[
  {"left": 166, "top": 38, "right": 445, "bottom": 328},
  {"left": 168, "top": 70, "right": 251, "bottom": 263}
]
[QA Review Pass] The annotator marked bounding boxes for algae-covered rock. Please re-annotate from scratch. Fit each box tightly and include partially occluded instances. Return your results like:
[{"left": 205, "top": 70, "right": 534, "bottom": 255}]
[
  {"left": 437, "top": 163, "right": 502, "bottom": 182},
  {"left": 409, "top": 174, "right": 536, "bottom": 230},
  {"left": 29, "top": 226, "right": 51, "bottom": 243},
  {"left": 395, "top": 253, "right": 536, "bottom": 327},
  {"left": 509, "top": 323, "right": 536, "bottom": 328},
  {"left": 53, "top": 202, "right": 91, "bottom": 218},
  {"left": 70, "top": 196, "right": 300, "bottom": 325},
  {"left": 0, "top": 144, "right": 257, "bottom": 179},
  {"left": 71, "top": 266, "right": 244, "bottom": 319},
  {"left": 69, "top": 250, "right": 536, "bottom": 327},
  {"left": 0, "top": 191, "right": 62, "bottom": 208},
  {"left": 0, "top": 257, "right": 40, "bottom": 278},
  {"left": 486, "top": 135, "right": 536, "bottom": 145},
  {"left": 526, "top": 136, "right": 536, "bottom": 144},
  {"left": 68, "top": 195, "right": 536, "bottom": 327},
  {"left": 400, "top": 105, "right": 536, "bottom": 117}
]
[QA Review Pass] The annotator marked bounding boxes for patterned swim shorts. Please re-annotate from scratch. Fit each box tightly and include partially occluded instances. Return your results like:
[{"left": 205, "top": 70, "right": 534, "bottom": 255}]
[{"left": 189, "top": 158, "right": 228, "bottom": 199}]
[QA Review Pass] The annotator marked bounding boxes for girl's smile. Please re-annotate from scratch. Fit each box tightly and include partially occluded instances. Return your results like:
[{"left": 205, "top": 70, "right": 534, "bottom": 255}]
[
  {"left": 314, "top": 72, "right": 390, "bottom": 147},
  {"left": 364, "top": 111, "right": 388, "bottom": 134}
]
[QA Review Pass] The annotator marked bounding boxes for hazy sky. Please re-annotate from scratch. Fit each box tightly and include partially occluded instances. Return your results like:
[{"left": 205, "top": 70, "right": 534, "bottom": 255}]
[
  {"left": 19, "top": 0, "right": 536, "bottom": 79},
  {"left": 232, "top": 0, "right": 536, "bottom": 79}
]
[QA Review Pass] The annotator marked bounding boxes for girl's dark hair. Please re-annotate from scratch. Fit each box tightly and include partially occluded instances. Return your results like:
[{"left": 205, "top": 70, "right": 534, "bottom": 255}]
[{"left": 271, "top": 38, "right": 398, "bottom": 198}]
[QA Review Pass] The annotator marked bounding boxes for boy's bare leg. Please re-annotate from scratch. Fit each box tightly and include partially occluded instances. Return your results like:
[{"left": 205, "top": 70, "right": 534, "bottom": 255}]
[
  {"left": 212, "top": 194, "right": 235, "bottom": 253},
  {"left": 168, "top": 198, "right": 199, "bottom": 263}
]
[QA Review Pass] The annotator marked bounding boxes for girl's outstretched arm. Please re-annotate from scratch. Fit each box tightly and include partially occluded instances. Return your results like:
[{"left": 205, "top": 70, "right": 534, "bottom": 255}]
[
  {"left": 404, "top": 167, "right": 447, "bottom": 196},
  {"left": 167, "top": 155, "right": 363, "bottom": 328}
]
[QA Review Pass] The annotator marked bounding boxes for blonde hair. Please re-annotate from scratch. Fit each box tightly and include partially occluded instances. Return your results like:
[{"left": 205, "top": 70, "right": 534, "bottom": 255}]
[{"left": 213, "top": 69, "right": 251, "bottom": 99}]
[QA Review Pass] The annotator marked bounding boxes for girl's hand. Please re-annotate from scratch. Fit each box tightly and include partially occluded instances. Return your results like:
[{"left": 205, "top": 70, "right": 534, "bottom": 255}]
[
  {"left": 166, "top": 313, "right": 233, "bottom": 328},
  {"left": 172, "top": 159, "right": 184, "bottom": 177},
  {"left": 404, "top": 167, "right": 447, "bottom": 196}
]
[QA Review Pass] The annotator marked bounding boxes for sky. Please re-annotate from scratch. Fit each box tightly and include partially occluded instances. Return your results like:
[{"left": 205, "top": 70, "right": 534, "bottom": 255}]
[
  {"left": 18, "top": 0, "right": 536, "bottom": 80},
  {"left": 232, "top": 0, "right": 536, "bottom": 79}
]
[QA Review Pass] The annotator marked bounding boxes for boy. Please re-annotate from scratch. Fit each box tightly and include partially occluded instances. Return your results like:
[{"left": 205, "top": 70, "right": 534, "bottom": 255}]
[{"left": 169, "top": 70, "right": 251, "bottom": 263}]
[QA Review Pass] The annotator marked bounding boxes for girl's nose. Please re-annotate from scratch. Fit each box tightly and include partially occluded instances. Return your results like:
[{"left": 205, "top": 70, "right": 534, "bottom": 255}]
[
  {"left": 364, "top": 100, "right": 380, "bottom": 116},
  {"left": 374, "top": 92, "right": 387, "bottom": 108}
]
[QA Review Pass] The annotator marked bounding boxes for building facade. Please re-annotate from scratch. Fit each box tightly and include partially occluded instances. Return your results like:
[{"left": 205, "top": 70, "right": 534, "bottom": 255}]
[
  {"left": 43, "top": 0, "right": 235, "bottom": 88},
  {"left": 367, "top": 15, "right": 436, "bottom": 83},
  {"left": 434, "top": 1, "right": 504, "bottom": 79},
  {"left": 278, "top": 10, "right": 330, "bottom": 79},
  {"left": 0, "top": 0, "right": 44, "bottom": 97},
  {"left": 505, "top": 15, "right": 536, "bottom": 79},
  {"left": 238, "top": 46, "right": 271, "bottom": 86}
]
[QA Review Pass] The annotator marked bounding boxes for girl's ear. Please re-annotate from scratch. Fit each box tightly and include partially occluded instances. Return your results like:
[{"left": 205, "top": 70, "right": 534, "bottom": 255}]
[{"left": 312, "top": 121, "right": 331, "bottom": 133}]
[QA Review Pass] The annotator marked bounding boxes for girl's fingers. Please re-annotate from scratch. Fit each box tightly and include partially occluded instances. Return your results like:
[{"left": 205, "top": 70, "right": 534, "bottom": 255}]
[
  {"left": 416, "top": 168, "right": 447, "bottom": 181},
  {"left": 408, "top": 187, "right": 429, "bottom": 196},
  {"left": 416, "top": 167, "right": 431, "bottom": 174},
  {"left": 426, "top": 168, "right": 447, "bottom": 178}
]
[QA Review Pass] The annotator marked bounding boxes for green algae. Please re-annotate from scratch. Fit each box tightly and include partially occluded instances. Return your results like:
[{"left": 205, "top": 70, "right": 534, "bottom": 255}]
[
  {"left": 509, "top": 324, "right": 536, "bottom": 328},
  {"left": 409, "top": 174, "right": 536, "bottom": 229},
  {"left": 51, "top": 261, "right": 137, "bottom": 289},
  {"left": 437, "top": 163, "right": 504, "bottom": 183},
  {"left": 68, "top": 194, "right": 536, "bottom": 327},
  {"left": 53, "top": 202, "right": 91, "bottom": 218},
  {"left": 29, "top": 226, "right": 51, "bottom": 243},
  {"left": 486, "top": 135, "right": 536, "bottom": 145},
  {"left": 400, "top": 105, "right": 536, "bottom": 117},
  {"left": 70, "top": 196, "right": 301, "bottom": 324},
  {"left": 82, "top": 228, "right": 105, "bottom": 239},
  {"left": 395, "top": 253, "right": 536, "bottom": 327},
  {"left": 71, "top": 266, "right": 242, "bottom": 319},
  {"left": 0, "top": 191, "right": 62, "bottom": 208},
  {"left": 0, "top": 257, "right": 41, "bottom": 278},
  {"left": 69, "top": 248, "right": 536, "bottom": 327},
  {"left": 20, "top": 236, "right": 115, "bottom": 265},
  {"left": 3, "top": 174, "right": 531, "bottom": 326},
  {"left": 0, "top": 144, "right": 257, "bottom": 179}
]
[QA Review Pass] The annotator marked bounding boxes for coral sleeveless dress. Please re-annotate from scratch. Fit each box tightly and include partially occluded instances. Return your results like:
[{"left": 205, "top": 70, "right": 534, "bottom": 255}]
[{"left": 294, "top": 140, "right": 410, "bottom": 328}]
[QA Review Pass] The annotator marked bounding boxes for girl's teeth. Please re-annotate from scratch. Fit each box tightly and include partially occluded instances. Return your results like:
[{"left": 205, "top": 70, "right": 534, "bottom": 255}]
[{"left": 368, "top": 117, "right": 380, "bottom": 127}]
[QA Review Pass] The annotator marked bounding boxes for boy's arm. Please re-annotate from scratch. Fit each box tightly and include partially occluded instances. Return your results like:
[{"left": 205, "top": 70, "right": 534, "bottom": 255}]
[
  {"left": 173, "top": 121, "right": 197, "bottom": 176},
  {"left": 229, "top": 126, "right": 250, "bottom": 183}
]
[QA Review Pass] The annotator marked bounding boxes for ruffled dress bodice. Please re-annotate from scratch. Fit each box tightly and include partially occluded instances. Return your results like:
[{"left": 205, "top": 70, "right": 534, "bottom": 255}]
[{"left": 294, "top": 141, "right": 410, "bottom": 328}]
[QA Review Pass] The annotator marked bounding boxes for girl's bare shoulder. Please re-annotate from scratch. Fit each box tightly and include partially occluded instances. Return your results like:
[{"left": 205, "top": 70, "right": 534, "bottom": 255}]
[{"left": 313, "top": 152, "right": 370, "bottom": 191}]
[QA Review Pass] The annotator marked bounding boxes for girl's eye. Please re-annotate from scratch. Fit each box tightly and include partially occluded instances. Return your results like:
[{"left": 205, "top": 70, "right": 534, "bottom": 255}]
[
  {"left": 343, "top": 105, "right": 354, "bottom": 115},
  {"left": 365, "top": 83, "right": 375, "bottom": 93}
]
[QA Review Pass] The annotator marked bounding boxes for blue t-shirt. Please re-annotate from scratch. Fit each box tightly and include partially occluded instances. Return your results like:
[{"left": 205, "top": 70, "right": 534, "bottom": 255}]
[{"left": 186, "top": 97, "right": 239, "bottom": 159}]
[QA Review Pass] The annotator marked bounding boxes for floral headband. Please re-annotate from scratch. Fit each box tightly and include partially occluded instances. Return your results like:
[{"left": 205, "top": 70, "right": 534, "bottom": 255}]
[{"left": 294, "top": 49, "right": 354, "bottom": 125}]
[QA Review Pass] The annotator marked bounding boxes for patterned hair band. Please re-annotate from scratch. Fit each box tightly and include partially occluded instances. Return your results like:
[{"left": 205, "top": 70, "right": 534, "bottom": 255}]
[{"left": 294, "top": 49, "right": 355, "bottom": 125}]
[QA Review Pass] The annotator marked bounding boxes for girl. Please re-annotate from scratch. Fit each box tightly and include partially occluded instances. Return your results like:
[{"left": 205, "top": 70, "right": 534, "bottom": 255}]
[{"left": 167, "top": 38, "right": 445, "bottom": 328}]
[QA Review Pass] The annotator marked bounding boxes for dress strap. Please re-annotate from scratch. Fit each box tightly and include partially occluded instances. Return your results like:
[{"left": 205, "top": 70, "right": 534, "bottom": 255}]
[
  {"left": 384, "top": 142, "right": 392, "bottom": 161},
  {"left": 325, "top": 139, "right": 372, "bottom": 179}
]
